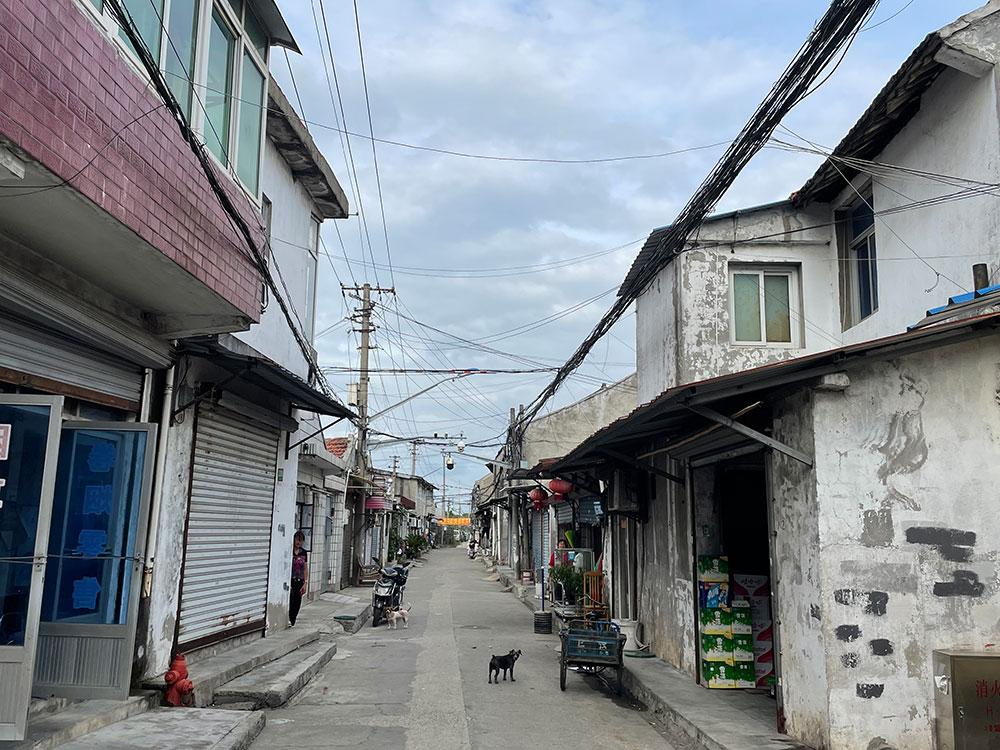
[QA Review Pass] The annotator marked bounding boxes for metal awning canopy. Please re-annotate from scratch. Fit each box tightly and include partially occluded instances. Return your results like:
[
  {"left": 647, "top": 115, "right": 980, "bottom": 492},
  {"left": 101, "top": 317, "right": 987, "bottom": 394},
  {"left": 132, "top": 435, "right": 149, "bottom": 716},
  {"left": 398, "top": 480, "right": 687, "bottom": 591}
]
[
  {"left": 179, "top": 335, "right": 356, "bottom": 420},
  {"left": 551, "top": 311, "right": 1000, "bottom": 477},
  {"left": 252, "top": 0, "right": 300, "bottom": 53}
]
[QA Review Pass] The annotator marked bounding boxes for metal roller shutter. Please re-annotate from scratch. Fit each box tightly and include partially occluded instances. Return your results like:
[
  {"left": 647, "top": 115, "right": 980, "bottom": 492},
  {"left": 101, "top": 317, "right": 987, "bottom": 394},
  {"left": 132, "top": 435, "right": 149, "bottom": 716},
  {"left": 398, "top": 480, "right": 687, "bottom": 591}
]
[
  {"left": 542, "top": 509, "right": 551, "bottom": 571},
  {"left": 0, "top": 311, "right": 143, "bottom": 404},
  {"left": 178, "top": 404, "right": 279, "bottom": 647}
]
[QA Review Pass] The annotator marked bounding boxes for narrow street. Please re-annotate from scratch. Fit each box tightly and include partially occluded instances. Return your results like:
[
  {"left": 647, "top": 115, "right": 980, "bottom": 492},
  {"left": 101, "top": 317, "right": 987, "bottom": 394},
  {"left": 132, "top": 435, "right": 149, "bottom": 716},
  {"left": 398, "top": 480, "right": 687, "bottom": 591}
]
[{"left": 253, "top": 549, "right": 676, "bottom": 749}]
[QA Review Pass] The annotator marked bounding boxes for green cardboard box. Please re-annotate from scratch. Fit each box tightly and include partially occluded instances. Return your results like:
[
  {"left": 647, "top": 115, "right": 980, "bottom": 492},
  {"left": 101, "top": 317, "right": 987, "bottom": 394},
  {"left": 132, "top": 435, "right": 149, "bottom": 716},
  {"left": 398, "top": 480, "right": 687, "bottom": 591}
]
[
  {"left": 734, "top": 661, "right": 756, "bottom": 688},
  {"left": 702, "top": 660, "right": 737, "bottom": 689},
  {"left": 731, "top": 600, "right": 753, "bottom": 634},
  {"left": 699, "top": 606, "right": 733, "bottom": 636},
  {"left": 701, "top": 634, "right": 735, "bottom": 664},
  {"left": 698, "top": 555, "right": 730, "bottom": 583},
  {"left": 733, "top": 633, "right": 754, "bottom": 662}
]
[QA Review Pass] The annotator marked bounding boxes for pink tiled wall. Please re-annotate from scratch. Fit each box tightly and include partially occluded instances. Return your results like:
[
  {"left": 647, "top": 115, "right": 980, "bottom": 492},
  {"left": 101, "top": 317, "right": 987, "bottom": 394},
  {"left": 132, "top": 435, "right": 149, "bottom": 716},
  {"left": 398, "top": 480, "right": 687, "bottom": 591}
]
[{"left": 0, "top": 0, "right": 262, "bottom": 320}]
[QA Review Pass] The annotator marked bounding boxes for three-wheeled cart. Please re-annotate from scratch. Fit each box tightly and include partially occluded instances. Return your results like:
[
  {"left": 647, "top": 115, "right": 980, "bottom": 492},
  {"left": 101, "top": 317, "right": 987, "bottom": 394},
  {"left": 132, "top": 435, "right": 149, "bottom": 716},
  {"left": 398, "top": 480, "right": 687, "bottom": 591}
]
[{"left": 559, "top": 619, "right": 627, "bottom": 694}]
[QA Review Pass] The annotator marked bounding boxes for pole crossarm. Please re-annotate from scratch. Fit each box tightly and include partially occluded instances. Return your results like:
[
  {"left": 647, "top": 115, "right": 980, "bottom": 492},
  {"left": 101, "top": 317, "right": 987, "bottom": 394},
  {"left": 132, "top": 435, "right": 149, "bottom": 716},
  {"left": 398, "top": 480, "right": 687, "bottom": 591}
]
[{"left": 684, "top": 405, "right": 813, "bottom": 467}]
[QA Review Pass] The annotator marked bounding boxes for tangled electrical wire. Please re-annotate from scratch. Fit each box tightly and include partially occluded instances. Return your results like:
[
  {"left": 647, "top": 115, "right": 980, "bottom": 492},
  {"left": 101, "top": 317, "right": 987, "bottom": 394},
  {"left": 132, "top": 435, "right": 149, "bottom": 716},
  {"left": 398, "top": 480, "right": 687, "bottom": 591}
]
[{"left": 517, "top": 0, "right": 881, "bottom": 433}]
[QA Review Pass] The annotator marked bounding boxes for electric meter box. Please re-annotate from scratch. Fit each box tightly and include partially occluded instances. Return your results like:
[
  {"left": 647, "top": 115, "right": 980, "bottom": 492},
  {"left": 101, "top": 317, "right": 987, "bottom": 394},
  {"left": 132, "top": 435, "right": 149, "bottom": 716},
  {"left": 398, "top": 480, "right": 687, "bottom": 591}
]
[{"left": 933, "top": 649, "right": 1000, "bottom": 749}]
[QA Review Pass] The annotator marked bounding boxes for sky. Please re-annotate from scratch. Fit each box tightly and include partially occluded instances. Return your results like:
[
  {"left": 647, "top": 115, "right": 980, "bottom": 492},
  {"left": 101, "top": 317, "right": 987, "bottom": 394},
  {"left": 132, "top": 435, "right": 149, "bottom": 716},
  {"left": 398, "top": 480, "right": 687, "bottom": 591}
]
[{"left": 270, "top": 0, "right": 982, "bottom": 508}]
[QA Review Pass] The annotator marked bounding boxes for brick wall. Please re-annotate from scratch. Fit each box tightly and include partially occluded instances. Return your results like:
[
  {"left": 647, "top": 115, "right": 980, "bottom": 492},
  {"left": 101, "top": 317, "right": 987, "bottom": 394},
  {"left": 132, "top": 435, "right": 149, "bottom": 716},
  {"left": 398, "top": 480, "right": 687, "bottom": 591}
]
[{"left": 0, "top": 0, "right": 262, "bottom": 321}]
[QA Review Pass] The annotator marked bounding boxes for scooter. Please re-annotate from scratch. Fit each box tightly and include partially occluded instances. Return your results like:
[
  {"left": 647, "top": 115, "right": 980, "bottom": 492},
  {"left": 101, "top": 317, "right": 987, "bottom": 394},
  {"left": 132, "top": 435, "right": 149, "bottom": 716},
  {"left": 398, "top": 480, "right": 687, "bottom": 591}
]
[{"left": 371, "top": 558, "right": 410, "bottom": 627}]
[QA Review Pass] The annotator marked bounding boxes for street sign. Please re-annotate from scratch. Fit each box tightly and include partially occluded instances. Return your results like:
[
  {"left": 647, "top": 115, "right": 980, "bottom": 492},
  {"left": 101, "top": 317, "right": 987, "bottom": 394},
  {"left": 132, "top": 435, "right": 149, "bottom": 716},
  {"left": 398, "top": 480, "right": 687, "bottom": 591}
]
[{"left": 440, "top": 517, "right": 470, "bottom": 526}]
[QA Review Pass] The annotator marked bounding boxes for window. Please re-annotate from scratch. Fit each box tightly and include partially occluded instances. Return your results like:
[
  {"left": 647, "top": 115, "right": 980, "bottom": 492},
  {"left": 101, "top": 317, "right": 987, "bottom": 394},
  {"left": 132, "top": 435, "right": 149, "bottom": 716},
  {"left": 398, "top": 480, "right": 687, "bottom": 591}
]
[
  {"left": 205, "top": 9, "right": 236, "bottom": 163},
  {"left": 81, "top": 0, "right": 271, "bottom": 197},
  {"left": 850, "top": 194, "right": 878, "bottom": 322},
  {"left": 164, "top": 0, "right": 200, "bottom": 118},
  {"left": 119, "top": 0, "right": 164, "bottom": 60},
  {"left": 730, "top": 267, "right": 799, "bottom": 346},
  {"left": 236, "top": 50, "right": 265, "bottom": 193},
  {"left": 305, "top": 216, "right": 320, "bottom": 341}
]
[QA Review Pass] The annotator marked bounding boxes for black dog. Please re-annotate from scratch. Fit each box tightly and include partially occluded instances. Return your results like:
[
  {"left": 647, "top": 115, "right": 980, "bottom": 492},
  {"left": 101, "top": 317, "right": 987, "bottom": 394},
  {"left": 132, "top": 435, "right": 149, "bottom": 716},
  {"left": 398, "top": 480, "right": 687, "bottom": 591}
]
[{"left": 488, "top": 649, "right": 522, "bottom": 684}]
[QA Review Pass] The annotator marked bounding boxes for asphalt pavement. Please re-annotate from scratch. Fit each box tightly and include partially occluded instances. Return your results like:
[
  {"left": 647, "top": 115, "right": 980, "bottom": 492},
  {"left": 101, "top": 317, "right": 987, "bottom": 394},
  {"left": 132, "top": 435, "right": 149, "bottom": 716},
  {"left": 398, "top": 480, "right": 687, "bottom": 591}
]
[{"left": 252, "top": 547, "right": 678, "bottom": 750}]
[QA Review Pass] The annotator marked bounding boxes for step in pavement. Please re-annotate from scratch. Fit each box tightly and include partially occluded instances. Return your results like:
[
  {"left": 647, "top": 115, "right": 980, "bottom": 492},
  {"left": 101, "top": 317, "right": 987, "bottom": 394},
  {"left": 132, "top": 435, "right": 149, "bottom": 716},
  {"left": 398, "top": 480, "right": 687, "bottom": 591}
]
[
  {"left": 143, "top": 626, "right": 321, "bottom": 707},
  {"left": 53, "top": 708, "right": 264, "bottom": 750},
  {"left": 213, "top": 639, "right": 337, "bottom": 709},
  {"left": 11, "top": 693, "right": 158, "bottom": 750}
]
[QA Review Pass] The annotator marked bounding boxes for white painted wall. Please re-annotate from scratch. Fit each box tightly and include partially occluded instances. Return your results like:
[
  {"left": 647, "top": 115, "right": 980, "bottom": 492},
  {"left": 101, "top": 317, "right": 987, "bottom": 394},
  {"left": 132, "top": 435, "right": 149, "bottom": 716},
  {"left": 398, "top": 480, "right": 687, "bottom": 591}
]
[
  {"left": 840, "top": 66, "right": 1000, "bottom": 344},
  {"left": 235, "top": 138, "right": 318, "bottom": 378},
  {"left": 805, "top": 337, "right": 1000, "bottom": 750}
]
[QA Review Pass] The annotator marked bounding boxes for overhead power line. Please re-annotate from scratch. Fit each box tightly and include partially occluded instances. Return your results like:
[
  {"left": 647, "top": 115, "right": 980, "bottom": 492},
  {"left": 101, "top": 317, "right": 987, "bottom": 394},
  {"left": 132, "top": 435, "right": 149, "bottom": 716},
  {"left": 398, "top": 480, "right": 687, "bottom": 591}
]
[{"left": 518, "top": 0, "right": 881, "bottom": 431}]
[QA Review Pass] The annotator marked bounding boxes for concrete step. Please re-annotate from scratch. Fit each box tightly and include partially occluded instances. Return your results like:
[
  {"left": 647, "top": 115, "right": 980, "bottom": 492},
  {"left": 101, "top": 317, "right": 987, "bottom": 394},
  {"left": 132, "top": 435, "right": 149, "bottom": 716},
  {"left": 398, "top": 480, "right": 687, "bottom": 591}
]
[
  {"left": 143, "top": 627, "right": 321, "bottom": 707},
  {"left": 213, "top": 639, "right": 337, "bottom": 709},
  {"left": 54, "top": 708, "right": 264, "bottom": 750},
  {"left": 11, "top": 692, "right": 158, "bottom": 750}
]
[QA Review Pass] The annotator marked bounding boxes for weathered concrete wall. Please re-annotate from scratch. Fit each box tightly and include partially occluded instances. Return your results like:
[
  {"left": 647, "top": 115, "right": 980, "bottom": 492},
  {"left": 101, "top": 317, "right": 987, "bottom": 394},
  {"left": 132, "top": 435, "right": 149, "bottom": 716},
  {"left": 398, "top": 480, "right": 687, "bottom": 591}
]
[
  {"left": 635, "top": 202, "right": 837, "bottom": 401},
  {"left": 267, "top": 433, "right": 298, "bottom": 633},
  {"left": 806, "top": 338, "right": 1000, "bottom": 750},
  {"left": 771, "top": 390, "right": 830, "bottom": 750},
  {"left": 637, "top": 456, "right": 697, "bottom": 676},
  {"left": 674, "top": 204, "right": 837, "bottom": 385},
  {"left": 523, "top": 374, "right": 637, "bottom": 465},
  {"left": 143, "top": 397, "right": 195, "bottom": 678},
  {"left": 636, "top": 262, "right": 678, "bottom": 403}
]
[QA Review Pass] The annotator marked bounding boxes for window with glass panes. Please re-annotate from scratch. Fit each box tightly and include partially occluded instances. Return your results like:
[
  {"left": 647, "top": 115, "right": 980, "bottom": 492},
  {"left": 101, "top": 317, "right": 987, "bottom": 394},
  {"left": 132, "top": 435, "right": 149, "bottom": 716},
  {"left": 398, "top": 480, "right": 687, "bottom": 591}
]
[
  {"left": 730, "top": 266, "right": 800, "bottom": 346},
  {"left": 80, "top": 0, "right": 269, "bottom": 197},
  {"left": 305, "top": 216, "right": 320, "bottom": 341},
  {"left": 848, "top": 194, "right": 878, "bottom": 323}
]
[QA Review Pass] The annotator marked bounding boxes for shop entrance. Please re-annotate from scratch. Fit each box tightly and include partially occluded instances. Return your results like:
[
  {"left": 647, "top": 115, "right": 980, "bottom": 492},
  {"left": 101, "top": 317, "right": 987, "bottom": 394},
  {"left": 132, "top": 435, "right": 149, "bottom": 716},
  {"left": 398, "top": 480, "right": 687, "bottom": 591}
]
[{"left": 693, "top": 454, "right": 780, "bottom": 720}]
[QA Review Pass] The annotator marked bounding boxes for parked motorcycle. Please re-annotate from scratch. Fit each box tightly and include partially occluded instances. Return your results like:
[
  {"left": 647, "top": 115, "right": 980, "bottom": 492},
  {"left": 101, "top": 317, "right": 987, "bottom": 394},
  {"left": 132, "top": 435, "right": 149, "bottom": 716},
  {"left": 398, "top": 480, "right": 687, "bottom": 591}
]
[{"left": 371, "top": 558, "right": 410, "bottom": 627}]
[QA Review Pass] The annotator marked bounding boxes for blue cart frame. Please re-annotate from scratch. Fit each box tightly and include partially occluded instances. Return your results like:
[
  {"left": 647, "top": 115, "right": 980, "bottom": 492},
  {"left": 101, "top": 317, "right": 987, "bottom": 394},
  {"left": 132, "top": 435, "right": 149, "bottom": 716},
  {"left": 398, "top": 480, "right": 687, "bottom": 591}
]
[{"left": 559, "top": 619, "right": 627, "bottom": 694}]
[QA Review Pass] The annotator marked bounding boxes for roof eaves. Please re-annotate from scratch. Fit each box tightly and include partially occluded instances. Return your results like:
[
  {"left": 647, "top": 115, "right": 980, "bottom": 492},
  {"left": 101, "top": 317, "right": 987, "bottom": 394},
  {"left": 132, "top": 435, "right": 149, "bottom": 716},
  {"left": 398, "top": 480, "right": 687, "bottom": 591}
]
[
  {"left": 250, "top": 0, "right": 300, "bottom": 53},
  {"left": 266, "top": 79, "right": 350, "bottom": 219}
]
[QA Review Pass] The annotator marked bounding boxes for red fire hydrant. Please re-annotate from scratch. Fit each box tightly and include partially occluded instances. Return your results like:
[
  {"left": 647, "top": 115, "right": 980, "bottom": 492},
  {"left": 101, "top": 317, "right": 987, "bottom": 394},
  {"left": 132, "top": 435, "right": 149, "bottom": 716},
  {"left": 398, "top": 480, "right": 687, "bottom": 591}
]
[{"left": 163, "top": 653, "right": 194, "bottom": 707}]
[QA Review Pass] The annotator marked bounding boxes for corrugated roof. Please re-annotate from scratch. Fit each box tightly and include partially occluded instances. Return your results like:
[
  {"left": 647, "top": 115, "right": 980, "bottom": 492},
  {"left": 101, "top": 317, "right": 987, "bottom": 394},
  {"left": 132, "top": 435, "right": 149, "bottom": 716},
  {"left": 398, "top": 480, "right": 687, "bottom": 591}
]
[{"left": 553, "top": 310, "right": 1000, "bottom": 471}]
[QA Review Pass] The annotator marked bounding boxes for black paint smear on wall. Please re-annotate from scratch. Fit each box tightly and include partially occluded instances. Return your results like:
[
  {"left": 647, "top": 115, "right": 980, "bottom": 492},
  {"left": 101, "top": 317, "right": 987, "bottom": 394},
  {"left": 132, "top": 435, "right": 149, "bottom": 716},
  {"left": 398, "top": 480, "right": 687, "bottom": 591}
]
[
  {"left": 810, "top": 604, "right": 821, "bottom": 621},
  {"left": 933, "top": 570, "right": 985, "bottom": 597},
  {"left": 905, "top": 526, "right": 976, "bottom": 562},
  {"left": 835, "top": 589, "right": 888, "bottom": 616},
  {"left": 864, "top": 592, "right": 888, "bottom": 617},
  {"left": 836, "top": 624, "right": 862, "bottom": 642},
  {"left": 856, "top": 683, "right": 885, "bottom": 699},
  {"left": 870, "top": 639, "right": 894, "bottom": 656},
  {"left": 841, "top": 653, "right": 859, "bottom": 668}
]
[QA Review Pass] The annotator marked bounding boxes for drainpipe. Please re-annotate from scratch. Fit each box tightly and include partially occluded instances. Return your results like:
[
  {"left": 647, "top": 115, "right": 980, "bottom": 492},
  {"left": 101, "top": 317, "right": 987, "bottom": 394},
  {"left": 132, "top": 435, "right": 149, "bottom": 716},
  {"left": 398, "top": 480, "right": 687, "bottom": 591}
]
[{"left": 142, "top": 365, "right": 175, "bottom": 598}]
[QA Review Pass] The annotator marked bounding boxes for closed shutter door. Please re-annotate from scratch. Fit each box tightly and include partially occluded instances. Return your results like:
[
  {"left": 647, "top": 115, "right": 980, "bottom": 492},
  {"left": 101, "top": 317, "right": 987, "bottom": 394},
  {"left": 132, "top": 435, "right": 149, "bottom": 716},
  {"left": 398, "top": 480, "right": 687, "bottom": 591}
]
[
  {"left": 555, "top": 501, "right": 573, "bottom": 525},
  {"left": 178, "top": 405, "right": 279, "bottom": 647},
  {"left": 0, "top": 311, "right": 143, "bottom": 404},
  {"left": 542, "top": 509, "right": 551, "bottom": 572},
  {"left": 531, "top": 511, "right": 541, "bottom": 574}
]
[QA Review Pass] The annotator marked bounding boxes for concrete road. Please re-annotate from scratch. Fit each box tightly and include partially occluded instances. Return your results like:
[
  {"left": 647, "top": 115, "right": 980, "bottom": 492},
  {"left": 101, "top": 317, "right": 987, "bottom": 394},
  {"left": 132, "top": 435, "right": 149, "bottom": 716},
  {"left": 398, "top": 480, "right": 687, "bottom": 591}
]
[{"left": 254, "top": 547, "right": 678, "bottom": 750}]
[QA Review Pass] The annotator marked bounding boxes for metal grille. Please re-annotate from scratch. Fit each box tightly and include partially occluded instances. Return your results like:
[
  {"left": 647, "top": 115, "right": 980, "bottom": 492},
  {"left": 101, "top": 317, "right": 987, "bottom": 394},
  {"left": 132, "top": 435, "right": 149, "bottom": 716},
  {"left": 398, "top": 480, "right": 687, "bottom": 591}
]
[{"left": 178, "top": 405, "right": 278, "bottom": 646}]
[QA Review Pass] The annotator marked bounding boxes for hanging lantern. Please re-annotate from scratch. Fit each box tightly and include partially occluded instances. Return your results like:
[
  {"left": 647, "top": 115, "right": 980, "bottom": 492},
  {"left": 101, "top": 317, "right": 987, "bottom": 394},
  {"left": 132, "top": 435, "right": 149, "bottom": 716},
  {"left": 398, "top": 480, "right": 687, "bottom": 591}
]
[
  {"left": 549, "top": 478, "right": 573, "bottom": 495},
  {"left": 528, "top": 487, "right": 548, "bottom": 505},
  {"left": 549, "top": 492, "right": 566, "bottom": 505}
]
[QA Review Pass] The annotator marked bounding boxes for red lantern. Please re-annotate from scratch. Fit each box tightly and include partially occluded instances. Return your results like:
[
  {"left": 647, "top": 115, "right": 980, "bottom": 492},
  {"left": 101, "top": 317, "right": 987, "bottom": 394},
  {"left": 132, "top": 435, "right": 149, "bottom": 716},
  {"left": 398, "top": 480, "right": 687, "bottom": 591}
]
[
  {"left": 549, "top": 478, "right": 573, "bottom": 495},
  {"left": 528, "top": 487, "right": 548, "bottom": 505}
]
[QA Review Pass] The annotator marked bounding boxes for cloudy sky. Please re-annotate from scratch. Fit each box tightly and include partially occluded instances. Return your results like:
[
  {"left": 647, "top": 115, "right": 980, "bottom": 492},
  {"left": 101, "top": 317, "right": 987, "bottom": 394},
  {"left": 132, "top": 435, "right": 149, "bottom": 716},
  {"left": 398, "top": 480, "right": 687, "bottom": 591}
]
[{"left": 271, "top": 0, "right": 979, "bottom": 504}]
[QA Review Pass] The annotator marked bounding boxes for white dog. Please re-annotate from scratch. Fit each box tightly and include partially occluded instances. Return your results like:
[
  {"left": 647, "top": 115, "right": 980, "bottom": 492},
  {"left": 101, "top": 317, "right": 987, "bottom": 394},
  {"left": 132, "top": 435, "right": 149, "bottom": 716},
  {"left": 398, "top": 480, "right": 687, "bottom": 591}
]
[{"left": 385, "top": 604, "right": 411, "bottom": 629}]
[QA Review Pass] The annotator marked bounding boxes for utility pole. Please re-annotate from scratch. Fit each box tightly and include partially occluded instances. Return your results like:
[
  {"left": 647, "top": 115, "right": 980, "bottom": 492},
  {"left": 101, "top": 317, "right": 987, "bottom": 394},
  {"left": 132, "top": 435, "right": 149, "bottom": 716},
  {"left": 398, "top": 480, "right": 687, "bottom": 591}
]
[
  {"left": 410, "top": 441, "right": 418, "bottom": 476},
  {"left": 344, "top": 283, "right": 393, "bottom": 575}
]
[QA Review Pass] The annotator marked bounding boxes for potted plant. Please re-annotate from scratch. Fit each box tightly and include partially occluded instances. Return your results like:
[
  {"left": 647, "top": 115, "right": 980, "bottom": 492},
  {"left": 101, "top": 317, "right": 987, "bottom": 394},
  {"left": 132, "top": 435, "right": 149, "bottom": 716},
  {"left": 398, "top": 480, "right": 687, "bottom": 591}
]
[{"left": 549, "top": 563, "right": 583, "bottom": 604}]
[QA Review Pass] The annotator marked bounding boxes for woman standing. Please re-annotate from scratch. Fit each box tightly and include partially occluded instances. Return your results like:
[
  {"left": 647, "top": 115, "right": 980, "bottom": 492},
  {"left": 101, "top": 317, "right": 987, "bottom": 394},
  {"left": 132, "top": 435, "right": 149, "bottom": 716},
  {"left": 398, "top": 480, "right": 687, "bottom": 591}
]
[{"left": 289, "top": 531, "right": 308, "bottom": 626}]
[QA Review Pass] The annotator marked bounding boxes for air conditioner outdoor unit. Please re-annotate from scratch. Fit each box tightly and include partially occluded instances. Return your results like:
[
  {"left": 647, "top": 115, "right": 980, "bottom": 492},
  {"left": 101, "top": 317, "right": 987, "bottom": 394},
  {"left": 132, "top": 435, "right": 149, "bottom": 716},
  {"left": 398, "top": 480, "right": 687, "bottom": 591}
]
[{"left": 300, "top": 442, "right": 319, "bottom": 456}]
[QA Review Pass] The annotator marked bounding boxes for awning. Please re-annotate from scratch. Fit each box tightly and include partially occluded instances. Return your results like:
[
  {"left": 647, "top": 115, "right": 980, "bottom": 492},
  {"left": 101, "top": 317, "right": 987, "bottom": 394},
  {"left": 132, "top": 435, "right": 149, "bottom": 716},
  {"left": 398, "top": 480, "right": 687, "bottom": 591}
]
[
  {"left": 398, "top": 496, "right": 416, "bottom": 511},
  {"left": 553, "top": 311, "right": 1000, "bottom": 476},
  {"left": 365, "top": 496, "right": 391, "bottom": 511},
  {"left": 251, "top": 0, "right": 300, "bottom": 53},
  {"left": 179, "top": 335, "right": 356, "bottom": 421}
]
